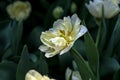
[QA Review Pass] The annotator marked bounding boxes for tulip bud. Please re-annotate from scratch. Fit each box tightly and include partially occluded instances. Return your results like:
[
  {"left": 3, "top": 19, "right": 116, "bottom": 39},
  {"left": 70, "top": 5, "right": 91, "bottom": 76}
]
[{"left": 52, "top": 6, "right": 64, "bottom": 19}]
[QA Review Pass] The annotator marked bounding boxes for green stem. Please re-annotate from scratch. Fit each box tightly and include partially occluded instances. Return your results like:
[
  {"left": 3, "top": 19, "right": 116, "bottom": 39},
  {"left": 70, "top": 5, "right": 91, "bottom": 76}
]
[{"left": 96, "top": 25, "right": 101, "bottom": 47}]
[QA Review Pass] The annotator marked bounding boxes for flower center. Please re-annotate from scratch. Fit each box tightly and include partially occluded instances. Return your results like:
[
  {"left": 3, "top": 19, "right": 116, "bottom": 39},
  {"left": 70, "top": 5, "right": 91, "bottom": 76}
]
[{"left": 49, "top": 37, "right": 67, "bottom": 47}]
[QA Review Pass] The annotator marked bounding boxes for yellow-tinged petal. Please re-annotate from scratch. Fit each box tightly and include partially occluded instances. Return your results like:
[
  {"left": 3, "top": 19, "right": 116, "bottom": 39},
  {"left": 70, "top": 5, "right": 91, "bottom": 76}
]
[
  {"left": 25, "top": 70, "right": 43, "bottom": 80},
  {"left": 25, "top": 70, "right": 55, "bottom": 80},
  {"left": 60, "top": 43, "right": 74, "bottom": 55}
]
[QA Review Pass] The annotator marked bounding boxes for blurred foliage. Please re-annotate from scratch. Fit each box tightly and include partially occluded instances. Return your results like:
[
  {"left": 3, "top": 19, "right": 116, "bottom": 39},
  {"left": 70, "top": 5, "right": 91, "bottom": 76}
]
[{"left": 0, "top": 0, "right": 120, "bottom": 80}]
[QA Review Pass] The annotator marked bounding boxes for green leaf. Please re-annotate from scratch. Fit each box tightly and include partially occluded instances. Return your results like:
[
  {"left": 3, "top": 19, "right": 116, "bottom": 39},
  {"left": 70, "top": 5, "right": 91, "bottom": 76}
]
[
  {"left": 11, "top": 20, "right": 23, "bottom": 54},
  {"left": 27, "top": 26, "right": 43, "bottom": 50},
  {"left": 70, "top": 47, "right": 95, "bottom": 80},
  {"left": 0, "top": 20, "right": 12, "bottom": 57},
  {"left": 98, "top": 14, "right": 107, "bottom": 54},
  {"left": 113, "top": 68, "right": 120, "bottom": 80},
  {"left": 0, "top": 61, "right": 17, "bottom": 80},
  {"left": 59, "top": 52, "right": 72, "bottom": 71},
  {"left": 106, "top": 14, "right": 120, "bottom": 57},
  {"left": 35, "top": 54, "right": 48, "bottom": 75},
  {"left": 100, "top": 57, "right": 120, "bottom": 77},
  {"left": 84, "top": 32, "right": 99, "bottom": 79},
  {"left": 74, "top": 39, "right": 86, "bottom": 58},
  {"left": 16, "top": 45, "right": 35, "bottom": 80}
]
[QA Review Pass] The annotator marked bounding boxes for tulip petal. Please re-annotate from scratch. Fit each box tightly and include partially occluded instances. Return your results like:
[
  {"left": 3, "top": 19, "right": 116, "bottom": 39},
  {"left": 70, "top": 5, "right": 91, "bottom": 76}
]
[
  {"left": 38, "top": 45, "right": 50, "bottom": 52},
  {"left": 45, "top": 50, "right": 59, "bottom": 58},
  {"left": 104, "top": 0, "right": 120, "bottom": 18},
  {"left": 60, "top": 43, "right": 74, "bottom": 55},
  {"left": 25, "top": 70, "right": 43, "bottom": 80},
  {"left": 71, "top": 13, "right": 81, "bottom": 26},
  {"left": 76, "top": 25, "right": 88, "bottom": 40}
]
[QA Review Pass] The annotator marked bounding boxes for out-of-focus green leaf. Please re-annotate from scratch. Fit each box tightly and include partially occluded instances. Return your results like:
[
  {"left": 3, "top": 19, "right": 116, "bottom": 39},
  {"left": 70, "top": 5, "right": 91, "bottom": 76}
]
[
  {"left": 100, "top": 57, "right": 120, "bottom": 77},
  {"left": 35, "top": 53, "right": 48, "bottom": 75},
  {"left": 73, "top": 39, "right": 86, "bottom": 58},
  {"left": 106, "top": 14, "right": 120, "bottom": 57},
  {"left": 113, "top": 68, "right": 120, "bottom": 80},
  {"left": 59, "top": 52, "right": 72, "bottom": 71},
  {"left": 11, "top": 20, "right": 23, "bottom": 54},
  {"left": 0, "top": 61, "right": 17, "bottom": 80},
  {"left": 27, "top": 26, "right": 43, "bottom": 50},
  {"left": 84, "top": 32, "right": 99, "bottom": 79},
  {"left": 0, "top": 20, "right": 12, "bottom": 57},
  {"left": 44, "top": 0, "right": 71, "bottom": 29},
  {"left": 98, "top": 13, "right": 106, "bottom": 55},
  {"left": 16, "top": 45, "right": 35, "bottom": 80},
  {"left": 70, "top": 47, "right": 95, "bottom": 80}
]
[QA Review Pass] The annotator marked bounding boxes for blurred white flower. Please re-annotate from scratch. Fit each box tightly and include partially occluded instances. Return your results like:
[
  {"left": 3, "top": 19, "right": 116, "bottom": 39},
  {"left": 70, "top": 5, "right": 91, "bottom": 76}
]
[
  {"left": 6, "top": 1, "right": 31, "bottom": 21},
  {"left": 65, "top": 68, "right": 82, "bottom": 80},
  {"left": 25, "top": 70, "right": 55, "bottom": 80},
  {"left": 39, "top": 14, "right": 88, "bottom": 58},
  {"left": 85, "top": 0, "right": 120, "bottom": 18}
]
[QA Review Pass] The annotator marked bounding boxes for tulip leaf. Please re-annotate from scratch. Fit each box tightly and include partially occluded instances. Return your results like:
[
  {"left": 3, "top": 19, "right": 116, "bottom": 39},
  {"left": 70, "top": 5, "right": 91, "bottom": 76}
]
[
  {"left": 84, "top": 32, "right": 99, "bottom": 79},
  {"left": 27, "top": 26, "right": 43, "bottom": 50},
  {"left": 0, "top": 61, "right": 17, "bottom": 80},
  {"left": 70, "top": 47, "right": 95, "bottom": 80},
  {"left": 113, "top": 68, "right": 120, "bottom": 80},
  {"left": 0, "top": 20, "right": 12, "bottom": 58},
  {"left": 16, "top": 45, "right": 35, "bottom": 80},
  {"left": 35, "top": 53, "right": 49, "bottom": 75},
  {"left": 98, "top": 14, "right": 107, "bottom": 55},
  {"left": 106, "top": 14, "right": 120, "bottom": 57},
  {"left": 11, "top": 20, "right": 23, "bottom": 54},
  {"left": 100, "top": 57, "right": 120, "bottom": 77}
]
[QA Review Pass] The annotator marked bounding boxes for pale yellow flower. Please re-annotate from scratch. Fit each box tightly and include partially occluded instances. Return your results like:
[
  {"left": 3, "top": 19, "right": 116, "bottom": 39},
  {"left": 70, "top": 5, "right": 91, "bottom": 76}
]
[
  {"left": 85, "top": 0, "right": 120, "bottom": 18},
  {"left": 25, "top": 70, "right": 55, "bottom": 80},
  {"left": 39, "top": 14, "right": 88, "bottom": 58},
  {"left": 6, "top": 1, "right": 31, "bottom": 21}
]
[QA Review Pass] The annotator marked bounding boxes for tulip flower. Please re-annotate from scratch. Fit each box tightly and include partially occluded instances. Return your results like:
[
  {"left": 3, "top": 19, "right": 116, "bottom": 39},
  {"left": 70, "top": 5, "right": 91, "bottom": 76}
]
[
  {"left": 85, "top": 0, "right": 120, "bottom": 18},
  {"left": 39, "top": 14, "right": 88, "bottom": 58},
  {"left": 6, "top": 1, "right": 31, "bottom": 21}
]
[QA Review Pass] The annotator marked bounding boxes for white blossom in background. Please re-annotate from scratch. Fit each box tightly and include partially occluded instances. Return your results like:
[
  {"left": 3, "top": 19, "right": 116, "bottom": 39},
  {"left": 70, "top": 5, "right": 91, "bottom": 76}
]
[
  {"left": 39, "top": 14, "right": 88, "bottom": 58},
  {"left": 65, "top": 68, "right": 82, "bottom": 80},
  {"left": 85, "top": 0, "right": 120, "bottom": 18},
  {"left": 6, "top": 1, "right": 31, "bottom": 21},
  {"left": 25, "top": 70, "right": 55, "bottom": 80}
]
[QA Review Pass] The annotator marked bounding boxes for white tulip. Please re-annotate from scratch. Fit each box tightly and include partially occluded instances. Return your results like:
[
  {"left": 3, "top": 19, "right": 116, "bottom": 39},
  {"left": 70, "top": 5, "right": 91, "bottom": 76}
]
[
  {"left": 86, "top": 0, "right": 120, "bottom": 18},
  {"left": 39, "top": 14, "right": 88, "bottom": 58}
]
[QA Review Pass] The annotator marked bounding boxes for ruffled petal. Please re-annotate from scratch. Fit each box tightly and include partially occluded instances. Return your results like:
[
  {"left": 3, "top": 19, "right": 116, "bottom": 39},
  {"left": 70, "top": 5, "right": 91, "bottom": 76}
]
[
  {"left": 71, "top": 14, "right": 81, "bottom": 26},
  {"left": 38, "top": 45, "right": 50, "bottom": 52},
  {"left": 60, "top": 43, "right": 74, "bottom": 55},
  {"left": 45, "top": 49, "right": 59, "bottom": 58},
  {"left": 25, "top": 70, "right": 42, "bottom": 80},
  {"left": 75, "top": 25, "right": 88, "bottom": 40}
]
